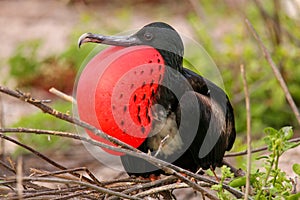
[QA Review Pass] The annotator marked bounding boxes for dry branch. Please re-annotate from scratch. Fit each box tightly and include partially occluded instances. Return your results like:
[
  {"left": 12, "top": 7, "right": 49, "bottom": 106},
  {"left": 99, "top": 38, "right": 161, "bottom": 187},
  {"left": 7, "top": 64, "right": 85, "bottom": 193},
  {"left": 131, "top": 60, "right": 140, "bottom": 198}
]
[
  {"left": 0, "top": 127, "right": 245, "bottom": 199},
  {"left": 245, "top": 19, "right": 300, "bottom": 125},
  {"left": 0, "top": 94, "right": 4, "bottom": 158},
  {"left": 1, "top": 177, "right": 142, "bottom": 200},
  {"left": 240, "top": 64, "right": 252, "bottom": 200},
  {"left": 0, "top": 133, "right": 96, "bottom": 185},
  {"left": 0, "top": 86, "right": 246, "bottom": 199},
  {"left": 225, "top": 137, "right": 300, "bottom": 157},
  {"left": 49, "top": 87, "right": 76, "bottom": 103}
]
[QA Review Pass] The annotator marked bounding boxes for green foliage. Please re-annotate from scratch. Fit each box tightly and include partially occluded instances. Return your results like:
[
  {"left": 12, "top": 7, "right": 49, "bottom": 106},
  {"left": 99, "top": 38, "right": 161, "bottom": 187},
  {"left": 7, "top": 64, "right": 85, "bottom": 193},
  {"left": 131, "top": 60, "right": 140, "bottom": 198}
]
[
  {"left": 229, "top": 175, "right": 257, "bottom": 188},
  {"left": 8, "top": 40, "right": 42, "bottom": 83},
  {"left": 12, "top": 101, "right": 74, "bottom": 156},
  {"left": 225, "top": 127, "right": 300, "bottom": 199},
  {"left": 293, "top": 164, "right": 300, "bottom": 176},
  {"left": 7, "top": 34, "right": 97, "bottom": 92},
  {"left": 211, "top": 165, "right": 234, "bottom": 200},
  {"left": 59, "top": 33, "right": 97, "bottom": 71},
  {"left": 187, "top": 0, "right": 300, "bottom": 135},
  {"left": 253, "top": 127, "right": 299, "bottom": 199}
]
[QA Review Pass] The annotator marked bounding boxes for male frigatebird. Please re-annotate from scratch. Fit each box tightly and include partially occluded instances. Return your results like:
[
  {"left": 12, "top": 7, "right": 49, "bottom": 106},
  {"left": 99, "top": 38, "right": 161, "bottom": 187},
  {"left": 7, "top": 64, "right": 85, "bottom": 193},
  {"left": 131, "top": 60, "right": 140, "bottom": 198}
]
[{"left": 78, "top": 22, "right": 236, "bottom": 177}]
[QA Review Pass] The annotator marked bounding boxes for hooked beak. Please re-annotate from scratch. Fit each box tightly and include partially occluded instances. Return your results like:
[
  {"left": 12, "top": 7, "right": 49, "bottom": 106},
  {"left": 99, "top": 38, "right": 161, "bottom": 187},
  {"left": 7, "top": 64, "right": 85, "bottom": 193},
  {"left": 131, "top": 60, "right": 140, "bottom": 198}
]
[{"left": 78, "top": 33, "right": 142, "bottom": 48}]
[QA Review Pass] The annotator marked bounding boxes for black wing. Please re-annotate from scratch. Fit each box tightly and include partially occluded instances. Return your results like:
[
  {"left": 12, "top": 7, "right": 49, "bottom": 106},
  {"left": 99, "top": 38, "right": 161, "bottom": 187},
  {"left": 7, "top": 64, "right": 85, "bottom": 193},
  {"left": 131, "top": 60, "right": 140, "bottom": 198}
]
[
  {"left": 120, "top": 67, "right": 236, "bottom": 177},
  {"left": 179, "top": 68, "right": 236, "bottom": 169}
]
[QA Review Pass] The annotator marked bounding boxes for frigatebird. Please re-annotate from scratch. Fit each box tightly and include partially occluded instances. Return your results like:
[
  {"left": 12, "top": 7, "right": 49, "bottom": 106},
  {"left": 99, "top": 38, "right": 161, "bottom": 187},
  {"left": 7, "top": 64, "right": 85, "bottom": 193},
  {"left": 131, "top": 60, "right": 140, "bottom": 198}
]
[{"left": 78, "top": 22, "right": 236, "bottom": 177}]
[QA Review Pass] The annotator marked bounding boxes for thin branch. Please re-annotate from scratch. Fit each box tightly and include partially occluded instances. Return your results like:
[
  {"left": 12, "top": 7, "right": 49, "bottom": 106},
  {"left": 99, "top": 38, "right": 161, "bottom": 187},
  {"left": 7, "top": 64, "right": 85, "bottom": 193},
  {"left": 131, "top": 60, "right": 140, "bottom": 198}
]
[
  {"left": 100, "top": 177, "right": 149, "bottom": 186},
  {"left": 49, "top": 87, "right": 76, "bottom": 104},
  {"left": 51, "top": 190, "right": 93, "bottom": 200},
  {"left": 0, "top": 94, "right": 5, "bottom": 158},
  {"left": 0, "top": 85, "right": 137, "bottom": 153},
  {"left": 5, "top": 126, "right": 295, "bottom": 158},
  {"left": 16, "top": 157, "right": 23, "bottom": 199},
  {"left": 3, "top": 126, "right": 218, "bottom": 198},
  {"left": 245, "top": 18, "right": 300, "bottom": 125},
  {"left": 0, "top": 159, "right": 16, "bottom": 174},
  {"left": 135, "top": 182, "right": 189, "bottom": 198},
  {"left": 2, "top": 177, "right": 142, "bottom": 200},
  {"left": 30, "top": 167, "right": 102, "bottom": 186},
  {"left": 225, "top": 137, "right": 300, "bottom": 157},
  {"left": 121, "top": 176, "right": 177, "bottom": 194},
  {"left": 18, "top": 186, "right": 87, "bottom": 200},
  {"left": 0, "top": 133, "right": 95, "bottom": 185},
  {"left": 8, "top": 186, "right": 87, "bottom": 200},
  {"left": 0, "top": 86, "right": 246, "bottom": 199},
  {"left": 107, "top": 176, "right": 178, "bottom": 200},
  {"left": 0, "top": 128, "right": 246, "bottom": 198},
  {"left": 154, "top": 134, "right": 170, "bottom": 157},
  {"left": 252, "top": 0, "right": 300, "bottom": 47},
  {"left": 241, "top": 64, "right": 252, "bottom": 200}
]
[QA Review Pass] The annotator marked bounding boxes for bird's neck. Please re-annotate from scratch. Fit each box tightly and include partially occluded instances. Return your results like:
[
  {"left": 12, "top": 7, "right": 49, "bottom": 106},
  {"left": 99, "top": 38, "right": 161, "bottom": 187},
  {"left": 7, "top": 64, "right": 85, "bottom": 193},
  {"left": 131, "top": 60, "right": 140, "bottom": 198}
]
[{"left": 158, "top": 49, "right": 183, "bottom": 73}]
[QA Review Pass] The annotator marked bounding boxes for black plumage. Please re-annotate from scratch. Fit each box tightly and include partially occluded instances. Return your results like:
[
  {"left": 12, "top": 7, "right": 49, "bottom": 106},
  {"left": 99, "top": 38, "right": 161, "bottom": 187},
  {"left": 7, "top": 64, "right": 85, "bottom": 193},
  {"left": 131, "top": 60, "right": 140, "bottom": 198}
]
[{"left": 78, "top": 22, "right": 236, "bottom": 177}]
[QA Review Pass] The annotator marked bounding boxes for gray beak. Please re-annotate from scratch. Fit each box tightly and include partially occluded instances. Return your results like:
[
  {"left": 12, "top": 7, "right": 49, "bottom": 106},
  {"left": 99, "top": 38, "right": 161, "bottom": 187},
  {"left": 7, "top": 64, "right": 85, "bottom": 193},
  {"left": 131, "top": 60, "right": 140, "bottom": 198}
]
[{"left": 78, "top": 33, "right": 142, "bottom": 48}]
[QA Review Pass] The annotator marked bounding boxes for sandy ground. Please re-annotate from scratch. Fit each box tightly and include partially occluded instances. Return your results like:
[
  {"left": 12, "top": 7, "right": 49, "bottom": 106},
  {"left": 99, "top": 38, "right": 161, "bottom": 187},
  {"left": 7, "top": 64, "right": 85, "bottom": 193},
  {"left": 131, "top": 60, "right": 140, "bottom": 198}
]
[{"left": 0, "top": 0, "right": 299, "bottom": 196}]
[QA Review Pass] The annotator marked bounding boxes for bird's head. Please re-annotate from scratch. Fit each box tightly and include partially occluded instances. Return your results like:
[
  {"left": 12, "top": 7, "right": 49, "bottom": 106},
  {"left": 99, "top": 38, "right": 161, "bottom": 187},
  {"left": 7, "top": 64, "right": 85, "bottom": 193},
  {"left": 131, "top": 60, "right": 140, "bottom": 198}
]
[{"left": 78, "top": 22, "right": 184, "bottom": 71}]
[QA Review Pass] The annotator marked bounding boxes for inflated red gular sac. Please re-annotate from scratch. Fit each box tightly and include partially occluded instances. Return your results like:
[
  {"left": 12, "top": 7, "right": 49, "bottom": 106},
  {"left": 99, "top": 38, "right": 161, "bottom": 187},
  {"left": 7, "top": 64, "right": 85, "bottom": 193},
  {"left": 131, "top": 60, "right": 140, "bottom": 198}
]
[
  {"left": 77, "top": 22, "right": 236, "bottom": 178},
  {"left": 76, "top": 45, "right": 165, "bottom": 154}
]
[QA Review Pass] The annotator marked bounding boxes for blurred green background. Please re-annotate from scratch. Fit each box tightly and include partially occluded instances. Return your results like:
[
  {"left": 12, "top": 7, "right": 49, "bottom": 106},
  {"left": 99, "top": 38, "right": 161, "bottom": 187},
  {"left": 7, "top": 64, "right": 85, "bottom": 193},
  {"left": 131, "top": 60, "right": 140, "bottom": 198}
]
[{"left": 1, "top": 0, "right": 300, "bottom": 158}]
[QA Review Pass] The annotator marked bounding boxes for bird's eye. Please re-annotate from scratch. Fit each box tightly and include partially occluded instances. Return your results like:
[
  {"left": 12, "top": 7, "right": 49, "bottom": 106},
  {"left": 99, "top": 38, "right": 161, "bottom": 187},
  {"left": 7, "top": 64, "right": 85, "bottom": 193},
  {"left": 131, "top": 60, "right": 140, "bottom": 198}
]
[{"left": 144, "top": 32, "right": 153, "bottom": 41}]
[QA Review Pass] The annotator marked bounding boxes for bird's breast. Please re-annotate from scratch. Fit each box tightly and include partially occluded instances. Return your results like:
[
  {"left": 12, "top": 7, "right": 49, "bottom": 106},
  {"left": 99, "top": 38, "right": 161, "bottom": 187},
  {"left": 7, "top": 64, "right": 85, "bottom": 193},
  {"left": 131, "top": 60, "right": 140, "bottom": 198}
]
[{"left": 147, "top": 112, "right": 183, "bottom": 158}]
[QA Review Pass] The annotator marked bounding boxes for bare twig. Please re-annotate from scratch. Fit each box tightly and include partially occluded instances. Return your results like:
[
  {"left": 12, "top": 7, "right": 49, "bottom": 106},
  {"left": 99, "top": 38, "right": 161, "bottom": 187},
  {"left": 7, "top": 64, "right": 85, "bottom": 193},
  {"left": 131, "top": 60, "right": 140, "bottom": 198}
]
[
  {"left": 108, "top": 176, "right": 178, "bottom": 200},
  {"left": 225, "top": 137, "right": 300, "bottom": 157},
  {"left": 245, "top": 19, "right": 300, "bottom": 125},
  {"left": 0, "top": 127, "right": 246, "bottom": 198},
  {"left": 6, "top": 126, "right": 296, "bottom": 158},
  {"left": 241, "top": 64, "right": 252, "bottom": 199},
  {"left": 13, "top": 186, "right": 87, "bottom": 200},
  {"left": 1, "top": 177, "right": 142, "bottom": 200},
  {"left": 0, "top": 94, "right": 4, "bottom": 157},
  {"left": 135, "top": 182, "right": 189, "bottom": 198},
  {"left": 51, "top": 190, "right": 94, "bottom": 200},
  {"left": 101, "top": 177, "right": 149, "bottom": 186},
  {"left": 154, "top": 134, "right": 170, "bottom": 157},
  {"left": 30, "top": 167, "right": 101, "bottom": 186},
  {"left": 0, "top": 86, "right": 246, "bottom": 199},
  {"left": 0, "top": 86, "right": 137, "bottom": 153},
  {"left": 0, "top": 133, "right": 95, "bottom": 185},
  {"left": 0, "top": 159, "right": 16, "bottom": 174},
  {"left": 252, "top": 0, "right": 280, "bottom": 47},
  {"left": 49, "top": 87, "right": 76, "bottom": 104},
  {"left": 252, "top": 0, "right": 300, "bottom": 47},
  {"left": 16, "top": 157, "right": 23, "bottom": 199}
]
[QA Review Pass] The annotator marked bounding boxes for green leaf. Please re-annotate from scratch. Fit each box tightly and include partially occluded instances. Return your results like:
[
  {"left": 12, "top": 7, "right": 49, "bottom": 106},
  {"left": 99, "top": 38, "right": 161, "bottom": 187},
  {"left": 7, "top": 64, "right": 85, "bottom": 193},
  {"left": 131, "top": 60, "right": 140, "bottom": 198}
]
[
  {"left": 229, "top": 175, "right": 257, "bottom": 188},
  {"left": 283, "top": 141, "right": 300, "bottom": 152},
  {"left": 229, "top": 177, "right": 246, "bottom": 187},
  {"left": 286, "top": 192, "right": 300, "bottom": 200},
  {"left": 206, "top": 168, "right": 215, "bottom": 177},
  {"left": 264, "top": 127, "right": 278, "bottom": 136},
  {"left": 292, "top": 163, "right": 300, "bottom": 176},
  {"left": 281, "top": 126, "right": 293, "bottom": 140},
  {"left": 211, "top": 184, "right": 222, "bottom": 191},
  {"left": 256, "top": 155, "right": 269, "bottom": 160}
]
